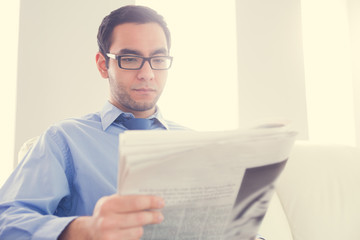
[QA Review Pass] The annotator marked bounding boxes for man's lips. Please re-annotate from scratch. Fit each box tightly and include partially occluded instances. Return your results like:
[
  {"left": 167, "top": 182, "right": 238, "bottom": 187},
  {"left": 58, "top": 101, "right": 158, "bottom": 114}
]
[
  {"left": 132, "top": 88, "right": 156, "bottom": 93},
  {"left": 132, "top": 88, "right": 156, "bottom": 92}
]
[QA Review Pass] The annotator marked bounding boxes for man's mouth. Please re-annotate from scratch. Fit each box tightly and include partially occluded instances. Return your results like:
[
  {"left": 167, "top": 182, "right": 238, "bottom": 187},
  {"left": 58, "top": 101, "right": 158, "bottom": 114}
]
[{"left": 132, "top": 87, "right": 156, "bottom": 92}]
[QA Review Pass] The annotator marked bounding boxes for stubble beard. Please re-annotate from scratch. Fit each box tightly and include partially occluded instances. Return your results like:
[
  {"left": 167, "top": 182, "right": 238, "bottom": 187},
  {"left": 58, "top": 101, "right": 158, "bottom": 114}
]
[
  {"left": 114, "top": 90, "right": 161, "bottom": 112},
  {"left": 109, "top": 75, "right": 164, "bottom": 113}
]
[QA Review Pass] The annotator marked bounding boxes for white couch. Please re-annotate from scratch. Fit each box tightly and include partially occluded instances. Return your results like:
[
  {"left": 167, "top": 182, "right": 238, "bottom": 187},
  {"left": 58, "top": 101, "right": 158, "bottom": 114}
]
[{"left": 259, "top": 141, "right": 360, "bottom": 240}]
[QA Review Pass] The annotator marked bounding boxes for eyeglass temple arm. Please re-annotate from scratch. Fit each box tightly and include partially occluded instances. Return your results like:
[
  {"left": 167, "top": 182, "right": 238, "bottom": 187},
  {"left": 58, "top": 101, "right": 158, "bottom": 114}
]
[{"left": 106, "top": 53, "right": 116, "bottom": 59}]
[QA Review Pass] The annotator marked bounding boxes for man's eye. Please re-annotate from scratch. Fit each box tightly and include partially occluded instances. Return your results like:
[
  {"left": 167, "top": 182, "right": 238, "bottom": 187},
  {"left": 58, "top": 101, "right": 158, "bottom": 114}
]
[
  {"left": 121, "top": 57, "right": 139, "bottom": 63},
  {"left": 152, "top": 58, "right": 165, "bottom": 63}
]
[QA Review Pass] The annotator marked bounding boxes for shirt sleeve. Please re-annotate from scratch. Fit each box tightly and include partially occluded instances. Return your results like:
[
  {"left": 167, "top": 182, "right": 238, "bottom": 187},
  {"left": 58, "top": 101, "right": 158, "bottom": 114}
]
[{"left": 0, "top": 126, "right": 77, "bottom": 239}]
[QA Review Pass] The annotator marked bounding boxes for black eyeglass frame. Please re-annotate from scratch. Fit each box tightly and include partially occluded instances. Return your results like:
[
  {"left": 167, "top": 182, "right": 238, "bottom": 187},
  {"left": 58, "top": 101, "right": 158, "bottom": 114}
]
[{"left": 106, "top": 53, "right": 173, "bottom": 70}]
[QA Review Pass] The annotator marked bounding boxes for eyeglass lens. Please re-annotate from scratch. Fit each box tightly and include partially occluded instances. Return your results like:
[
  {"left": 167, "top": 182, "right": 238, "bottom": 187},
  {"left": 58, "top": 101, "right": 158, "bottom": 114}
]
[{"left": 119, "top": 56, "right": 171, "bottom": 70}]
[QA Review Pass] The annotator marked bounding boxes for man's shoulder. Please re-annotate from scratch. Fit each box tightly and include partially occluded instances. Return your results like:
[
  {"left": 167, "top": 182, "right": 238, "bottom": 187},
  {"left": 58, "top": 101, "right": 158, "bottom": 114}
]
[{"left": 49, "top": 112, "right": 102, "bottom": 133}]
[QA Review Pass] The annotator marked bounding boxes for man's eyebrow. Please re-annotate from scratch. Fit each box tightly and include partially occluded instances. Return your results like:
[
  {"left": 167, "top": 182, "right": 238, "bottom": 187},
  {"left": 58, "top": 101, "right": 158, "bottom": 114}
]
[{"left": 119, "top": 49, "right": 142, "bottom": 55}]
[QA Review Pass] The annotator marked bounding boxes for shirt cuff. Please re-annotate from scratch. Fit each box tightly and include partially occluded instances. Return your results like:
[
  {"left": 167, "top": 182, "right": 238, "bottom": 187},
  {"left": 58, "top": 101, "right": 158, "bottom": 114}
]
[{"left": 32, "top": 216, "right": 77, "bottom": 240}]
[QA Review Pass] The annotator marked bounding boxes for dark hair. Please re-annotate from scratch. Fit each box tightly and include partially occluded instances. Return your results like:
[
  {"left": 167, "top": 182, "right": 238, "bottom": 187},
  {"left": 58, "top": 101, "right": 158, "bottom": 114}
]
[{"left": 97, "top": 5, "right": 171, "bottom": 67}]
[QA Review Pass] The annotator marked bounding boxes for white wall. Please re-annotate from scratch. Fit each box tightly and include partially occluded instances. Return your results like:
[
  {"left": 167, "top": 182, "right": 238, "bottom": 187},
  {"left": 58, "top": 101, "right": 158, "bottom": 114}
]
[{"left": 235, "top": 0, "right": 308, "bottom": 139}]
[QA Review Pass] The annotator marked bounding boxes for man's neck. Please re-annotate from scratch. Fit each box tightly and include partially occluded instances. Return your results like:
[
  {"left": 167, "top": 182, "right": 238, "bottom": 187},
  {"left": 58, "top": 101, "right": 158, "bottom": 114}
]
[{"left": 109, "top": 100, "right": 156, "bottom": 118}]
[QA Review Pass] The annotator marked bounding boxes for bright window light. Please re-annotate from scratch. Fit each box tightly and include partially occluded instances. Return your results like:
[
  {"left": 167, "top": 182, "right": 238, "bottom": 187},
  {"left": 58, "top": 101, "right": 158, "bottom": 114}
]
[
  {"left": 136, "top": 0, "right": 239, "bottom": 131},
  {"left": 0, "top": 0, "right": 20, "bottom": 186},
  {"left": 301, "top": 0, "right": 356, "bottom": 145}
]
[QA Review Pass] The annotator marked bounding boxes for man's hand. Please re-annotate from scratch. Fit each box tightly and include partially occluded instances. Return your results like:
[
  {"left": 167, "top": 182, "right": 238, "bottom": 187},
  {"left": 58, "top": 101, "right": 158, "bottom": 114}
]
[{"left": 59, "top": 194, "right": 165, "bottom": 240}]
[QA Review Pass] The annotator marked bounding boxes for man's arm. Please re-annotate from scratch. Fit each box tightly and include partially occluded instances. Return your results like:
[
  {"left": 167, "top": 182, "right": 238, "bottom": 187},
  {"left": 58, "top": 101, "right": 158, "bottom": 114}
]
[
  {"left": 0, "top": 129, "right": 78, "bottom": 239},
  {"left": 59, "top": 194, "right": 164, "bottom": 240}
]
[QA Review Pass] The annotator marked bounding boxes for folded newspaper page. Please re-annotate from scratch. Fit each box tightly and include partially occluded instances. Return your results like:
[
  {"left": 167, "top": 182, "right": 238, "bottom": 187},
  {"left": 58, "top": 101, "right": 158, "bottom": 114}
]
[{"left": 118, "top": 125, "right": 297, "bottom": 240}]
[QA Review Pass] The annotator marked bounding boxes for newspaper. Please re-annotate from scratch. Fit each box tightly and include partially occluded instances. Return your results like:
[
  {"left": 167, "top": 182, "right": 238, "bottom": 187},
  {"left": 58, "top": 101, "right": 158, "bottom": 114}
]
[{"left": 117, "top": 125, "right": 297, "bottom": 240}]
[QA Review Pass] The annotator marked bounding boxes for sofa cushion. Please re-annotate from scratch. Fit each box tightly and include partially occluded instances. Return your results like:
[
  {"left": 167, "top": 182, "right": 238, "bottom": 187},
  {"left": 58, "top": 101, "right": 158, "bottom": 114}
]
[{"left": 275, "top": 141, "right": 360, "bottom": 240}]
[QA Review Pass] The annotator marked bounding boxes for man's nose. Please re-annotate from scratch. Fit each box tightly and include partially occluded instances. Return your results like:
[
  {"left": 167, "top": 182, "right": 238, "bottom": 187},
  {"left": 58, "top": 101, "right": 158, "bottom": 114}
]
[{"left": 137, "top": 60, "right": 155, "bottom": 81}]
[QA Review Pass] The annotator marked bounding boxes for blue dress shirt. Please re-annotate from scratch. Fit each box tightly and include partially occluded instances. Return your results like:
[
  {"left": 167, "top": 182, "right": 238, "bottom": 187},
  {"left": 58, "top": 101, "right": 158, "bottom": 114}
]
[{"left": 0, "top": 102, "right": 187, "bottom": 239}]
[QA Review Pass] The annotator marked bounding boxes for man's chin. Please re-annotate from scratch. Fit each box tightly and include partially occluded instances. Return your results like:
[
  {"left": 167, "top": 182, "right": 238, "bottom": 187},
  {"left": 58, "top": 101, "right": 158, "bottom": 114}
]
[{"left": 128, "top": 102, "right": 156, "bottom": 112}]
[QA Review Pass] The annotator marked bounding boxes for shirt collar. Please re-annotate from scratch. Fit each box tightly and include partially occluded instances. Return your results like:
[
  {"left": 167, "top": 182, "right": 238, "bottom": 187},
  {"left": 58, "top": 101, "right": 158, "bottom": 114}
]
[{"left": 100, "top": 101, "right": 169, "bottom": 131}]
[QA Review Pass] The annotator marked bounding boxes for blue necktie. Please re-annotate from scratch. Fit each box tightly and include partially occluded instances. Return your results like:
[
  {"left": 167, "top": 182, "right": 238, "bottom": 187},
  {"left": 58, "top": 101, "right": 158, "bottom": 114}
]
[{"left": 122, "top": 118, "right": 153, "bottom": 130}]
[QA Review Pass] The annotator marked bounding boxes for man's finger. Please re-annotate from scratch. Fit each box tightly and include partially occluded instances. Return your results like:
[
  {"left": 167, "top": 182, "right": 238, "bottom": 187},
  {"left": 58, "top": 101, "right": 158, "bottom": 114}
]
[
  {"left": 95, "top": 195, "right": 165, "bottom": 215},
  {"left": 99, "top": 226, "right": 144, "bottom": 240},
  {"left": 117, "top": 211, "right": 164, "bottom": 228},
  {"left": 98, "top": 211, "right": 164, "bottom": 230}
]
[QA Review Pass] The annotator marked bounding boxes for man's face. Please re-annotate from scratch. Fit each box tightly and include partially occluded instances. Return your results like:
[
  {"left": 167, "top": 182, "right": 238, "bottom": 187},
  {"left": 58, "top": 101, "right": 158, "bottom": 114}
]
[{"left": 97, "top": 23, "right": 169, "bottom": 118}]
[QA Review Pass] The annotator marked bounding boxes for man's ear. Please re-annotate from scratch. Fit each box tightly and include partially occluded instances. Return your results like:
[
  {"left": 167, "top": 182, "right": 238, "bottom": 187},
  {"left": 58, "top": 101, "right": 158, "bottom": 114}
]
[{"left": 96, "top": 52, "right": 109, "bottom": 79}]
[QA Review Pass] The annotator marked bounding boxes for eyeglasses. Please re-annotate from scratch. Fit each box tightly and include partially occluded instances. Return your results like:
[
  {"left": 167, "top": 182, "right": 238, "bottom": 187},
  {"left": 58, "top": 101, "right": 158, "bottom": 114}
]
[{"left": 106, "top": 54, "right": 173, "bottom": 70}]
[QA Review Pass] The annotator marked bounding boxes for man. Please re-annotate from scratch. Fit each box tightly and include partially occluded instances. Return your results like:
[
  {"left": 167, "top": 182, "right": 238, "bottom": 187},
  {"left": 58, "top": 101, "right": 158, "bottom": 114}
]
[
  {"left": 0, "top": 5, "right": 185, "bottom": 240},
  {"left": 0, "top": 5, "right": 265, "bottom": 240}
]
